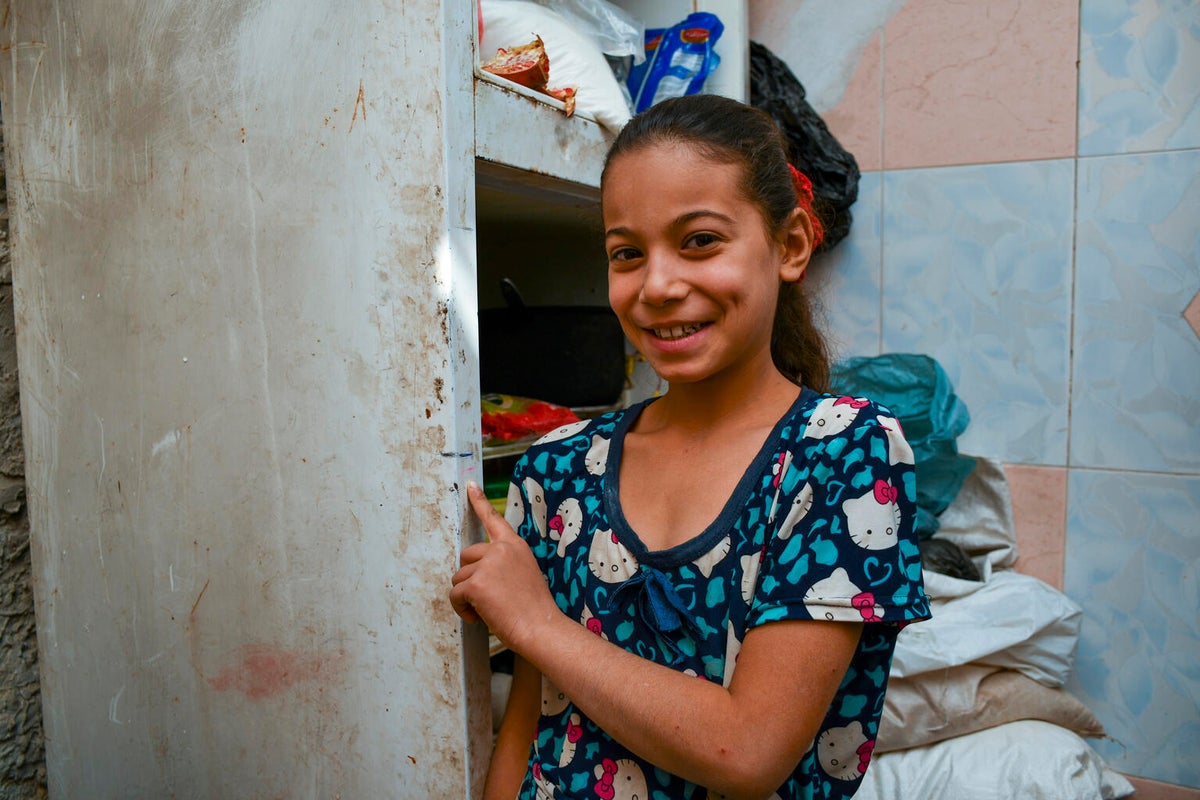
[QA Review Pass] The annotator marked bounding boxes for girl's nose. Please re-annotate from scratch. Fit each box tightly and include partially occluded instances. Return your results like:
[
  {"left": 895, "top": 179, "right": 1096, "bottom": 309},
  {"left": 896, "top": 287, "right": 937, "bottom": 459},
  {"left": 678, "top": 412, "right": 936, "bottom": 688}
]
[{"left": 638, "top": 252, "right": 688, "bottom": 306}]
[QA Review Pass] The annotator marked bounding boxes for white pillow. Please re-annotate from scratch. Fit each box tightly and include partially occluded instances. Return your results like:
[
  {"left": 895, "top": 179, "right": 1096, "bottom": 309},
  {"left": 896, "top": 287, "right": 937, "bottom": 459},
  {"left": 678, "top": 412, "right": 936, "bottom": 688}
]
[
  {"left": 480, "top": 0, "right": 632, "bottom": 133},
  {"left": 856, "top": 720, "right": 1135, "bottom": 800}
]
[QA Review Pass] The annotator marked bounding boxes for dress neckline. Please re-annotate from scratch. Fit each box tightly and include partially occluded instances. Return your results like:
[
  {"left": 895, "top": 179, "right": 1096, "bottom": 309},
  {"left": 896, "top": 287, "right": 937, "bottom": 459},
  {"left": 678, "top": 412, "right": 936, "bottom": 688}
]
[{"left": 603, "top": 388, "right": 818, "bottom": 568}]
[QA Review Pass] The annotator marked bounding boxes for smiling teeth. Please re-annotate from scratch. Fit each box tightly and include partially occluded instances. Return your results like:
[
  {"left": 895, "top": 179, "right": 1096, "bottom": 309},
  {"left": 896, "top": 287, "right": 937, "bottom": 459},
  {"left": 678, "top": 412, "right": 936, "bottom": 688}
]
[{"left": 653, "top": 324, "right": 704, "bottom": 340}]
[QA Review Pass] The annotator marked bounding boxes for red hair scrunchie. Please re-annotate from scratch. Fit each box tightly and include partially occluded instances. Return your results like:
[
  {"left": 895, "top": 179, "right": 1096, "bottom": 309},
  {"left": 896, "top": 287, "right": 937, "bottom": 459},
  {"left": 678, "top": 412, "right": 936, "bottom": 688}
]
[{"left": 788, "top": 163, "right": 825, "bottom": 249}]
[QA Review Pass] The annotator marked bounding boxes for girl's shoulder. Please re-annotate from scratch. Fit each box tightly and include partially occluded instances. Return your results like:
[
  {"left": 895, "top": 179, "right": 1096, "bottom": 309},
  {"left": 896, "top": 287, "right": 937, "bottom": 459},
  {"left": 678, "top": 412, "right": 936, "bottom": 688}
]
[{"left": 784, "top": 391, "right": 905, "bottom": 445}]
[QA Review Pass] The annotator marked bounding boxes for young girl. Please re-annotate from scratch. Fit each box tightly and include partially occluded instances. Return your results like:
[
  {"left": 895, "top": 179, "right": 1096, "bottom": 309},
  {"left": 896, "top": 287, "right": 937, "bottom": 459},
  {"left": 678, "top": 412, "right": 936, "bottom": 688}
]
[{"left": 451, "top": 94, "right": 929, "bottom": 800}]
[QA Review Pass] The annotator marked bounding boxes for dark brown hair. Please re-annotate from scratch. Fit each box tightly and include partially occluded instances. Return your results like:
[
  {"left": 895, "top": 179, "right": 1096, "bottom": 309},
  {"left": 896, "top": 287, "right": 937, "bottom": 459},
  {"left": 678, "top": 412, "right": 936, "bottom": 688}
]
[{"left": 601, "top": 94, "right": 831, "bottom": 392}]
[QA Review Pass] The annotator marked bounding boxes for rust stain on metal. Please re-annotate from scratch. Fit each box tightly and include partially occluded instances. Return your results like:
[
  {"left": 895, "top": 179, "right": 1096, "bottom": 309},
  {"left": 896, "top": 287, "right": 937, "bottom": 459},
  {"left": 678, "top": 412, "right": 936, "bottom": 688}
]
[
  {"left": 350, "top": 79, "right": 367, "bottom": 133},
  {"left": 189, "top": 578, "right": 210, "bottom": 618},
  {"left": 207, "top": 644, "right": 348, "bottom": 701}
]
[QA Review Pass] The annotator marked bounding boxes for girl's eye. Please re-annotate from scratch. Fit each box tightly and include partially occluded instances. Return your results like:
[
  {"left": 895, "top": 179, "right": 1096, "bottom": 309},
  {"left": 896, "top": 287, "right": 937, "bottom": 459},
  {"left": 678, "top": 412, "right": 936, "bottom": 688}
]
[
  {"left": 608, "top": 246, "right": 641, "bottom": 264},
  {"left": 684, "top": 232, "right": 721, "bottom": 250}
]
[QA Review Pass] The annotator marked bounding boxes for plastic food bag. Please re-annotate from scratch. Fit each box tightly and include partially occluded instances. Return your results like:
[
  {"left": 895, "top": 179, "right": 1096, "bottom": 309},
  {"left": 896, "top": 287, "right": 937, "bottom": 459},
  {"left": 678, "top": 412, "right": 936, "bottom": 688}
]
[
  {"left": 529, "top": 0, "right": 645, "bottom": 63},
  {"left": 480, "top": 0, "right": 633, "bottom": 131},
  {"left": 627, "top": 12, "right": 724, "bottom": 114},
  {"left": 749, "top": 41, "right": 860, "bottom": 252},
  {"left": 481, "top": 393, "right": 581, "bottom": 443},
  {"left": 831, "top": 353, "right": 976, "bottom": 537}
]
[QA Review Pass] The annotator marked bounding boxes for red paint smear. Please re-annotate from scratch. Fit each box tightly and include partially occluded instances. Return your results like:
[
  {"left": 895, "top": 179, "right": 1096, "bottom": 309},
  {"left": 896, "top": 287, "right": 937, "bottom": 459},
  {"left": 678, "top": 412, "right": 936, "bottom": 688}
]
[{"left": 207, "top": 644, "right": 345, "bottom": 700}]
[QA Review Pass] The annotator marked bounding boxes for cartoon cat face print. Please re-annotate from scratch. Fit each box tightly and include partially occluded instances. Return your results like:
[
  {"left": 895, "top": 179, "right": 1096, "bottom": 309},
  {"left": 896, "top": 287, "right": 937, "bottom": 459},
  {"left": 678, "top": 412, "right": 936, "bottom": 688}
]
[
  {"left": 768, "top": 449, "right": 796, "bottom": 523},
  {"left": 842, "top": 479, "right": 901, "bottom": 550},
  {"left": 771, "top": 450, "right": 794, "bottom": 491},
  {"left": 803, "top": 567, "right": 882, "bottom": 622},
  {"left": 875, "top": 414, "right": 915, "bottom": 465},
  {"left": 740, "top": 547, "right": 765, "bottom": 605},
  {"left": 588, "top": 528, "right": 638, "bottom": 583},
  {"left": 817, "top": 721, "right": 872, "bottom": 782},
  {"left": 559, "top": 712, "right": 583, "bottom": 768},
  {"left": 548, "top": 496, "right": 584, "bottom": 558},
  {"left": 541, "top": 676, "right": 570, "bottom": 717},
  {"left": 593, "top": 757, "right": 648, "bottom": 800},
  {"left": 585, "top": 434, "right": 611, "bottom": 476},
  {"left": 777, "top": 483, "right": 814, "bottom": 540},
  {"left": 692, "top": 535, "right": 731, "bottom": 578},
  {"left": 804, "top": 396, "right": 869, "bottom": 440},
  {"left": 580, "top": 605, "right": 608, "bottom": 640},
  {"left": 531, "top": 762, "right": 557, "bottom": 800},
  {"left": 722, "top": 620, "right": 742, "bottom": 689},
  {"left": 536, "top": 418, "right": 590, "bottom": 445},
  {"left": 523, "top": 476, "right": 549, "bottom": 538},
  {"left": 503, "top": 481, "right": 525, "bottom": 530}
]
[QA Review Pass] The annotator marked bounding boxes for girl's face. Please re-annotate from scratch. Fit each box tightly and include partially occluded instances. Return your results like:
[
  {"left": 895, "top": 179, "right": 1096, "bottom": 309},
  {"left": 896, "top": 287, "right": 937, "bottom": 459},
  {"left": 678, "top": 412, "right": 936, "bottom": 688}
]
[{"left": 602, "top": 141, "right": 811, "bottom": 389}]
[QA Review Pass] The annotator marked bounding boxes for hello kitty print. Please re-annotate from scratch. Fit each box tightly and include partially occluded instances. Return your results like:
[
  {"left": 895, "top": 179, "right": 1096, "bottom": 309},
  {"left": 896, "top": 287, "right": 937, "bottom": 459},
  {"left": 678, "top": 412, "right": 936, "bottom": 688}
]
[{"left": 507, "top": 390, "right": 929, "bottom": 799}]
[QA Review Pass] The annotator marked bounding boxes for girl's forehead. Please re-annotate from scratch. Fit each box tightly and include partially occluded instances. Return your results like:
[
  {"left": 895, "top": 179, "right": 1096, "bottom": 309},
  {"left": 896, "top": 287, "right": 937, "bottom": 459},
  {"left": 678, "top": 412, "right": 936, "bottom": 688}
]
[
  {"left": 602, "top": 141, "right": 747, "bottom": 207},
  {"left": 607, "top": 139, "right": 739, "bottom": 178}
]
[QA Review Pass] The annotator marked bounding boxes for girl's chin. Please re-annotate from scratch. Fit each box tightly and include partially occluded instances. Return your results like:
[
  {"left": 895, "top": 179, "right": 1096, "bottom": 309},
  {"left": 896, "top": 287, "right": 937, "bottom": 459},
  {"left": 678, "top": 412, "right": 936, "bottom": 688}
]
[{"left": 641, "top": 358, "right": 719, "bottom": 386}]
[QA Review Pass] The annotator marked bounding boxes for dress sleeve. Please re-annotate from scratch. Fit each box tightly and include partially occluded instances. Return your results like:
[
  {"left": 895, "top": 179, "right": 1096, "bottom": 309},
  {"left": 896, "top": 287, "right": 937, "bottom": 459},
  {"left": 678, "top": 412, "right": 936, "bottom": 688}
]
[{"left": 747, "top": 398, "right": 930, "bottom": 630}]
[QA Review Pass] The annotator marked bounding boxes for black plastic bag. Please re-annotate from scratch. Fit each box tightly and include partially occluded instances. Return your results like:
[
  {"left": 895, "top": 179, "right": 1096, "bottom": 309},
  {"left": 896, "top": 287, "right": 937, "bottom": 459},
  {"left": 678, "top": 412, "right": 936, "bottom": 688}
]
[{"left": 749, "top": 41, "right": 860, "bottom": 251}]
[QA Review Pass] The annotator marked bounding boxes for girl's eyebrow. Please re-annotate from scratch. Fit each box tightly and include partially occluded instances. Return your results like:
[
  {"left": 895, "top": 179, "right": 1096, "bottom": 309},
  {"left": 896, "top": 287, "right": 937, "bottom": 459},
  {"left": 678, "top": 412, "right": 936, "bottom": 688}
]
[
  {"left": 605, "top": 210, "right": 736, "bottom": 239},
  {"left": 675, "top": 209, "right": 736, "bottom": 227}
]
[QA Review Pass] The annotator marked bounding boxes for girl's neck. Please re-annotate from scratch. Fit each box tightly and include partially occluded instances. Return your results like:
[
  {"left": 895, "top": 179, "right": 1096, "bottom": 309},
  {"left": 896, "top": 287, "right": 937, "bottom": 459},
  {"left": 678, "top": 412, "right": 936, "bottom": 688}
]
[{"left": 643, "top": 360, "right": 802, "bottom": 436}]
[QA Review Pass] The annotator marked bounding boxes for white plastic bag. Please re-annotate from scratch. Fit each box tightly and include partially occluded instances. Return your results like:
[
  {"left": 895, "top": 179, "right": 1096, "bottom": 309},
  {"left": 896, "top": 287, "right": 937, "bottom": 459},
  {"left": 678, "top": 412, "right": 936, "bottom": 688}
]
[
  {"left": 530, "top": 0, "right": 645, "bottom": 62},
  {"left": 480, "top": 0, "right": 633, "bottom": 131},
  {"left": 895, "top": 565, "right": 1082, "bottom": 687},
  {"left": 857, "top": 720, "right": 1135, "bottom": 800}
]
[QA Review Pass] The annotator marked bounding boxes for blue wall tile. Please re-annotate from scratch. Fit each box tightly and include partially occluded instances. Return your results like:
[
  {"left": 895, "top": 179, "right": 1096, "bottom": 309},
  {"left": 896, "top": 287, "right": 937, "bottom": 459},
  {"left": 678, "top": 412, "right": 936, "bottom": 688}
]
[
  {"left": 809, "top": 172, "right": 883, "bottom": 363},
  {"left": 1079, "top": 0, "right": 1200, "bottom": 155},
  {"left": 879, "top": 161, "right": 1075, "bottom": 465},
  {"left": 1065, "top": 468, "right": 1200, "bottom": 786},
  {"left": 1071, "top": 149, "right": 1200, "bottom": 473}
]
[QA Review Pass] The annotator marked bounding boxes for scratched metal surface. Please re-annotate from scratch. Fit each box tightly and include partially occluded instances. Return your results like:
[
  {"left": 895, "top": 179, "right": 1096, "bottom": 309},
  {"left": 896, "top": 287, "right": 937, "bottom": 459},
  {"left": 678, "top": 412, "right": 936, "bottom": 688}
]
[{"left": 0, "top": 0, "right": 488, "bottom": 796}]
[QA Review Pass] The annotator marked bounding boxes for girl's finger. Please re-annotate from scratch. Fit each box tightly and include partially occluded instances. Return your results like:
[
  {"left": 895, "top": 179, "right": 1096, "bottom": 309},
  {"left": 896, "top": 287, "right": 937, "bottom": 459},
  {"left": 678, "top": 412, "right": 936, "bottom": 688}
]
[
  {"left": 449, "top": 585, "right": 482, "bottom": 624},
  {"left": 451, "top": 559, "right": 477, "bottom": 587},
  {"left": 466, "top": 481, "right": 519, "bottom": 542},
  {"left": 458, "top": 541, "right": 490, "bottom": 567}
]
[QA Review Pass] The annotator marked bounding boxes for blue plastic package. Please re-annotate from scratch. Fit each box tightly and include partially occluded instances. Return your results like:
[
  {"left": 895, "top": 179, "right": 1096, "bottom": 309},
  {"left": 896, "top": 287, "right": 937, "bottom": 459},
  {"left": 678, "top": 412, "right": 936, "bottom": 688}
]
[{"left": 626, "top": 12, "right": 723, "bottom": 114}]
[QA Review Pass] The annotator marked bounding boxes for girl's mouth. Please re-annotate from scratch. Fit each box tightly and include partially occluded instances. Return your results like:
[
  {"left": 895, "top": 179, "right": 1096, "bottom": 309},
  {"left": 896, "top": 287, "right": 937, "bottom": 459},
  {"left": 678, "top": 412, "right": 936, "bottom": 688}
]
[{"left": 650, "top": 323, "right": 708, "bottom": 341}]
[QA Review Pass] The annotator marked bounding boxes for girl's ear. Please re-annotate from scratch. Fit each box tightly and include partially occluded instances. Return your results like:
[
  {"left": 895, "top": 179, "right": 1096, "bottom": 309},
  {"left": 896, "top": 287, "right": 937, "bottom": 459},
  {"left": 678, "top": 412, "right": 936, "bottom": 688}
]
[{"left": 779, "top": 207, "right": 815, "bottom": 283}]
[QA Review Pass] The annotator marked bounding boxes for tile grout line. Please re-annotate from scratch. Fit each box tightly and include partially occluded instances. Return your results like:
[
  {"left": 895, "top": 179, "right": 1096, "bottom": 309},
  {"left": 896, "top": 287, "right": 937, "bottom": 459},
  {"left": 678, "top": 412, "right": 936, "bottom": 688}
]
[
  {"left": 877, "top": 23, "right": 887, "bottom": 356},
  {"left": 1062, "top": 3, "right": 1086, "bottom": 590}
]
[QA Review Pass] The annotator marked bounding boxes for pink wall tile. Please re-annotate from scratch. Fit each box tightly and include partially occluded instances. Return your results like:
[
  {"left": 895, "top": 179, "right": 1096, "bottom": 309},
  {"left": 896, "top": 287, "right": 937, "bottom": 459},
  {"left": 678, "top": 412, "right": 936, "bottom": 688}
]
[
  {"left": 1004, "top": 464, "right": 1067, "bottom": 589},
  {"left": 825, "top": 32, "right": 883, "bottom": 173},
  {"left": 1126, "top": 776, "right": 1200, "bottom": 800},
  {"left": 882, "top": 0, "right": 1079, "bottom": 170}
]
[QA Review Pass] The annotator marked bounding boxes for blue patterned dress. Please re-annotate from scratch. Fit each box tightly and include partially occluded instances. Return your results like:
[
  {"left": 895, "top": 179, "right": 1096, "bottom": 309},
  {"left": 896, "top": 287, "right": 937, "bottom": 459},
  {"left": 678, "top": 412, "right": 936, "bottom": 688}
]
[{"left": 504, "top": 389, "right": 930, "bottom": 800}]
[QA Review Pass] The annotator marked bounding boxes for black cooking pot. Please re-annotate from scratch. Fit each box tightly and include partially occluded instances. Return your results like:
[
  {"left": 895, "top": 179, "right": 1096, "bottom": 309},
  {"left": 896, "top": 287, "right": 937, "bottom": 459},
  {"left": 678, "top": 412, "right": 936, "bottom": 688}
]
[{"left": 478, "top": 294, "right": 627, "bottom": 409}]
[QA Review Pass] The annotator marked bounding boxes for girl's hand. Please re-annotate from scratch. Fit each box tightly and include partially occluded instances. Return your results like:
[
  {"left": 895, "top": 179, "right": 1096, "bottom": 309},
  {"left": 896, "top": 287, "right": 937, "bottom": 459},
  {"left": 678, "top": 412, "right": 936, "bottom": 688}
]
[{"left": 450, "top": 482, "right": 559, "bottom": 651}]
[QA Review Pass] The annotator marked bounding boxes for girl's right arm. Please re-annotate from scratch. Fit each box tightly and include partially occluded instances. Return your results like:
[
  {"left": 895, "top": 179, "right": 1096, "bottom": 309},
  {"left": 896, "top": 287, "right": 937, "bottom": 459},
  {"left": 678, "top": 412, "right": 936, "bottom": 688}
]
[{"left": 484, "top": 654, "right": 540, "bottom": 800}]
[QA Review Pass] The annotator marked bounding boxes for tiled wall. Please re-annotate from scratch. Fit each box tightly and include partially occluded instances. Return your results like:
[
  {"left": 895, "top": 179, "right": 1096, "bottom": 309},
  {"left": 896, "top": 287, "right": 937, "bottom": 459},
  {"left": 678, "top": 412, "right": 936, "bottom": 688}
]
[{"left": 751, "top": 0, "right": 1199, "bottom": 791}]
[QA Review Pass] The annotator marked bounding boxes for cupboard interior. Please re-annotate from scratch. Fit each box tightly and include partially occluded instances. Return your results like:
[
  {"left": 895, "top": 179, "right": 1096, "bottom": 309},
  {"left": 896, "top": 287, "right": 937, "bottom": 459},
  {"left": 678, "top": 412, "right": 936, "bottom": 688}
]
[{"left": 469, "top": 0, "right": 748, "bottom": 723}]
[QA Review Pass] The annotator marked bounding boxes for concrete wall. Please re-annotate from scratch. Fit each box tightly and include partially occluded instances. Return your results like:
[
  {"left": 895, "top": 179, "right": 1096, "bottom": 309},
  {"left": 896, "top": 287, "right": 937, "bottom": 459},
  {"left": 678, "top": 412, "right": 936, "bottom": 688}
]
[{"left": 0, "top": 121, "right": 46, "bottom": 800}]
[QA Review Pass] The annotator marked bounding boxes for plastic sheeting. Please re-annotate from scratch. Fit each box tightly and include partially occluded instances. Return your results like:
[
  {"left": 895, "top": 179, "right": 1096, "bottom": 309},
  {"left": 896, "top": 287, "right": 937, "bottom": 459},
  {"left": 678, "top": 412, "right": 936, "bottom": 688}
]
[
  {"left": 891, "top": 569, "right": 1082, "bottom": 687},
  {"left": 890, "top": 456, "right": 1082, "bottom": 687}
]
